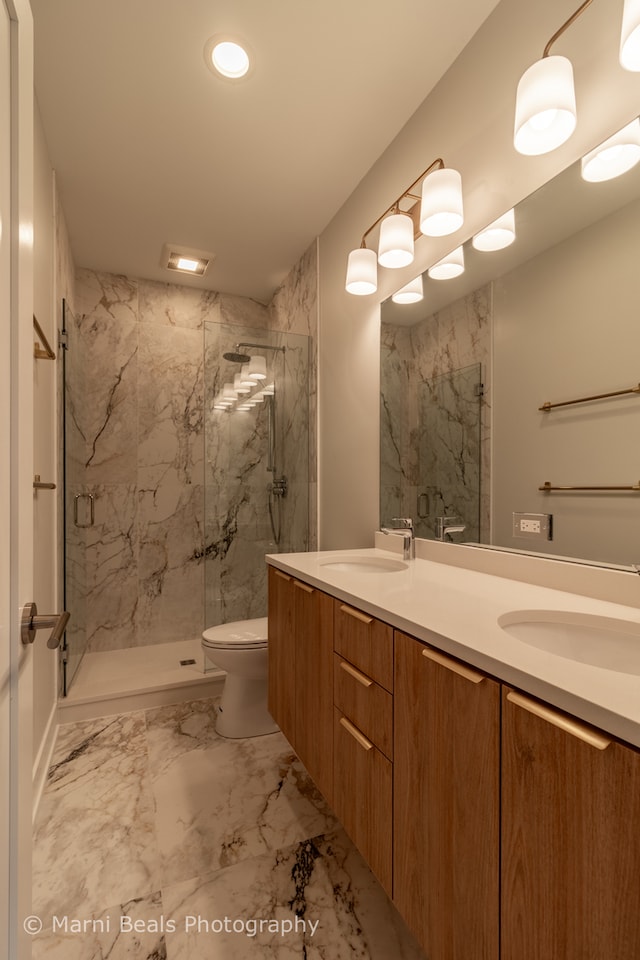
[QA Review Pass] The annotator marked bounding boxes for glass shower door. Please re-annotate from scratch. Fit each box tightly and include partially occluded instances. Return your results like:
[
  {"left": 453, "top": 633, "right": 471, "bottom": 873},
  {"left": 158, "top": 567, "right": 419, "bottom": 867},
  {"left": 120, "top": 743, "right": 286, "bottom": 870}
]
[
  {"left": 204, "top": 321, "right": 309, "bottom": 628},
  {"left": 61, "top": 298, "right": 90, "bottom": 694}
]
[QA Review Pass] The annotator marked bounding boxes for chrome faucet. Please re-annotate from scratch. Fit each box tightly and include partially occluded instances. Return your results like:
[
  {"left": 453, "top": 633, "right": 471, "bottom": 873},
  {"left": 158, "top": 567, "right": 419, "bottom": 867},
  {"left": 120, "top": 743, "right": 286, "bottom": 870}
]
[
  {"left": 434, "top": 516, "right": 466, "bottom": 542},
  {"left": 381, "top": 517, "right": 414, "bottom": 560}
]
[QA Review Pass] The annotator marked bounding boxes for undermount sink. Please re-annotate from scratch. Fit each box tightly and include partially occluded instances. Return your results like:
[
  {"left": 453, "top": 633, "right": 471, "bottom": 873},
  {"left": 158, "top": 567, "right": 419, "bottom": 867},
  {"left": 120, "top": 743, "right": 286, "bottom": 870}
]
[
  {"left": 320, "top": 556, "right": 408, "bottom": 574},
  {"left": 498, "top": 609, "right": 640, "bottom": 675}
]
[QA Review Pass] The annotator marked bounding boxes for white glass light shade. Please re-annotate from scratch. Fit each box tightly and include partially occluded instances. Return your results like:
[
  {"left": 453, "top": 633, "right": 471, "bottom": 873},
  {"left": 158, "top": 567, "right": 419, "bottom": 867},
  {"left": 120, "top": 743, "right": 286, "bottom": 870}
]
[
  {"left": 247, "top": 355, "right": 267, "bottom": 380},
  {"left": 377, "top": 213, "right": 414, "bottom": 268},
  {"left": 428, "top": 245, "right": 465, "bottom": 280},
  {"left": 391, "top": 276, "right": 423, "bottom": 304},
  {"left": 581, "top": 118, "right": 640, "bottom": 181},
  {"left": 236, "top": 404, "right": 252, "bottom": 411},
  {"left": 233, "top": 373, "right": 250, "bottom": 395},
  {"left": 420, "top": 168, "right": 464, "bottom": 237},
  {"left": 621, "top": 0, "right": 640, "bottom": 70},
  {"left": 514, "top": 55, "right": 576, "bottom": 156},
  {"left": 213, "top": 401, "right": 227, "bottom": 410},
  {"left": 240, "top": 363, "right": 254, "bottom": 386},
  {"left": 472, "top": 209, "right": 516, "bottom": 252},
  {"left": 222, "top": 383, "right": 237, "bottom": 403},
  {"left": 249, "top": 392, "right": 265, "bottom": 403},
  {"left": 262, "top": 383, "right": 275, "bottom": 396},
  {"left": 345, "top": 247, "right": 377, "bottom": 295}
]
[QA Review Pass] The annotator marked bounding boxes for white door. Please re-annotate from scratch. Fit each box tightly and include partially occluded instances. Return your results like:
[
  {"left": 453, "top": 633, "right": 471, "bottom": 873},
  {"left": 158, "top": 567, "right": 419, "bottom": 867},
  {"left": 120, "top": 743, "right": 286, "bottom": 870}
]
[{"left": 1, "top": 0, "right": 34, "bottom": 957}]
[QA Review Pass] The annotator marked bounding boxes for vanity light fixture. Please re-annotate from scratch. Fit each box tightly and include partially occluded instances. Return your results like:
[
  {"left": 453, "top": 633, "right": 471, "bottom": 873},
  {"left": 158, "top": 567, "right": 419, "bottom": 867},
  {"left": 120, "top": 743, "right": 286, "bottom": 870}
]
[
  {"left": 262, "top": 383, "right": 275, "bottom": 396},
  {"left": 240, "top": 363, "right": 254, "bottom": 387},
  {"left": 472, "top": 208, "right": 516, "bottom": 251},
  {"left": 581, "top": 118, "right": 640, "bottom": 181},
  {"left": 620, "top": 0, "right": 640, "bottom": 69},
  {"left": 428, "top": 245, "right": 465, "bottom": 280},
  {"left": 391, "top": 275, "right": 424, "bottom": 304},
  {"left": 514, "top": 0, "right": 593, "bottom": 156},
  {"left": 221, "top": 383, "right": 238, "bottom": 404},
  {"left": 345, "top": 158, "right": 464, "bottom": 295}
]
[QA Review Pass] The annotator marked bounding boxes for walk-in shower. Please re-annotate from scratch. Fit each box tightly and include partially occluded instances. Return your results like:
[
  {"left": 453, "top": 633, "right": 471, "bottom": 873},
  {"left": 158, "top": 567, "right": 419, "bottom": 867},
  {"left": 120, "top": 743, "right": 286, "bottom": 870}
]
[{"left": 59, "top": 279, "right": 310, "bottom": 699}]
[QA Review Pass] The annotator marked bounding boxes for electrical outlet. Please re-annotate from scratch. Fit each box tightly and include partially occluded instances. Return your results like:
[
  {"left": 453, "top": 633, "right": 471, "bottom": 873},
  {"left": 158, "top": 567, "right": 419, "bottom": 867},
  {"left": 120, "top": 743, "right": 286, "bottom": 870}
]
[{"left": 512, "top": 512, "right": 553, "bottom": 541}]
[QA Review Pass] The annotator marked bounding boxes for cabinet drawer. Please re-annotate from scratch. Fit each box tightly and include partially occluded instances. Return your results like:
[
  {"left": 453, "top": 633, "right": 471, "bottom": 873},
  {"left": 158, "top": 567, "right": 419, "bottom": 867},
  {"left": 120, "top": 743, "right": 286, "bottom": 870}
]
[
  {"left": 333, "top": 708, "right": 393, "bottom": 897},
  {"left": 333, "top": 654, "right": 393, "bottom": 759},
  {"left": 333, "top": 600, "right": 393, "bottom": 692}
]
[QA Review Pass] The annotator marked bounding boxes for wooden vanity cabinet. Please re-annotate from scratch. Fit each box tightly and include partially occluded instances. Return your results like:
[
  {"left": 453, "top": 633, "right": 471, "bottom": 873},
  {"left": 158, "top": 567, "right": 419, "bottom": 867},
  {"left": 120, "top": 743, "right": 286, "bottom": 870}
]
[
  {"left": 267, "top": 566, "right": 334, "bottom": 802},
  {"left": 393, "top": 630, "right": 500, "bottom": 960},
  {"left": 501, "top": 687, "right": 640, "bottom": 960}
]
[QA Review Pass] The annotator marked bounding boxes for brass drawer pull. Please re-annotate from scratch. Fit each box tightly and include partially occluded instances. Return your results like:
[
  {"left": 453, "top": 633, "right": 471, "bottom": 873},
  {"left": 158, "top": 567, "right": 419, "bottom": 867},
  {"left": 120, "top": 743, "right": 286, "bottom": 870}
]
[
  {"left": 339, "top": 604, "right": 373, "bottom": 625},
  {"left": 507, "top": 691, "right": 612, "bottom": 750},
  {"left": 422, "top": 647, "right": 485, "bottom": 684},
  {"left": 339, "top": 659, "right": 373, "bottom": 688},
  {"left": 274, "top": 569, "right": 291, "bottom": 582},
  {"left": 339, "top": 716, "right": 374, "bottom": 752},
  {"left": 293, "top": 580, "right": 314, "bottom": 594}
]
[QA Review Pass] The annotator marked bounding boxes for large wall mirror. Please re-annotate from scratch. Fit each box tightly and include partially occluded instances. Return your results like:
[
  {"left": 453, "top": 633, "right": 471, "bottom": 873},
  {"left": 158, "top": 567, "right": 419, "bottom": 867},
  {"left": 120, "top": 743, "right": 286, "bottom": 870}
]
[{"left": 380, "top": 114, "right": 640, "bottom": 570}]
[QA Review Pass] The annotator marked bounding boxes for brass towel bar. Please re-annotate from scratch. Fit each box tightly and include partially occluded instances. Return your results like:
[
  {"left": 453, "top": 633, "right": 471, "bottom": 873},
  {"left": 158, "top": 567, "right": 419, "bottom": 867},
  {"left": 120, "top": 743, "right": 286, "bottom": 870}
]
[
  {"left": 539, "top": 481, "right": 640, "bottom": 493},
  {"left": 539, "top": 382, "right": 640, "bottom": 412}
]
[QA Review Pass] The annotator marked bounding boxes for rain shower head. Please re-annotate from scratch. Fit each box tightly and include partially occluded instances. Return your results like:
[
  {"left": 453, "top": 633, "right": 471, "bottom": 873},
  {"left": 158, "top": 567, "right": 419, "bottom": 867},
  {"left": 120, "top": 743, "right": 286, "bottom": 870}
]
[
  {"left": 223, "top": 342, "right": 285, "bottom": 364},
  {"left": 223, "top": 351, "right": 251, "bottom": 363}
]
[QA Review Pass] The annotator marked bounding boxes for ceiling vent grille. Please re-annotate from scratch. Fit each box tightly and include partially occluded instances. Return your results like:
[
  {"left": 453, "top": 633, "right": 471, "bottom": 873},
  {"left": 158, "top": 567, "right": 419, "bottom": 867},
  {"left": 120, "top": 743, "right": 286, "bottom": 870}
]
[{"left": 161, "top": 243, "right": 214, "bottom": 277}]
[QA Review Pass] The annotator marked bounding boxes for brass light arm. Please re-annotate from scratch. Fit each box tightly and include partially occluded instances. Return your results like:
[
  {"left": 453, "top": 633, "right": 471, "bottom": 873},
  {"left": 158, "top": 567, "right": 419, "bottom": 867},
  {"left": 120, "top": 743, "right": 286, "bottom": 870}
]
[
  {"left": 543, "top": 0, "right": 594, "bottom": 58},
  {"left": 358, "top": 158, "right": 445, "bottom": 248}
]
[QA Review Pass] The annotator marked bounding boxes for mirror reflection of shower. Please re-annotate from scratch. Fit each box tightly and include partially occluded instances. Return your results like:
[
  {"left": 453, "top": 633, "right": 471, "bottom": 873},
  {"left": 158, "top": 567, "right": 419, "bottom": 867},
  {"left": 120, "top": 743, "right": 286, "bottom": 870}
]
[{"left": 218, "top": 342, "right": 287, "bottom": 545}]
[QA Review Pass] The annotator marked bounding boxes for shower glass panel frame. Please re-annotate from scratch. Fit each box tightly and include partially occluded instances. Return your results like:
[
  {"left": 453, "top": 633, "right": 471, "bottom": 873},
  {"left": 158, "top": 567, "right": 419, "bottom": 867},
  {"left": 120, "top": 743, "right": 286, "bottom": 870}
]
[
  {"left": 204, "top": 321, "right": 309, "bottom": 628},
  {"left": 61, "top": 297, "right": 90, "bottom": 695}
]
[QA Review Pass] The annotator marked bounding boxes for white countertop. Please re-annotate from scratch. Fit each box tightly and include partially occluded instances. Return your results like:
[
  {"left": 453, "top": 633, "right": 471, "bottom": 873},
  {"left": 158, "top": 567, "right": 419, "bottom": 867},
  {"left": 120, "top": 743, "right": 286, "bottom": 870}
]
[{"left": 266, "top": 547, "right": 640, "bottom": 749}]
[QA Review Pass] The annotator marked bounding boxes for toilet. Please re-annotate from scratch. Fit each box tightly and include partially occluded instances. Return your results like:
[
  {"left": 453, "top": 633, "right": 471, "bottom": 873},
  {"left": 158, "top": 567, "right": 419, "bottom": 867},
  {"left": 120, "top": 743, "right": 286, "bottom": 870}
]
[{"left": 201, "top": 617, "right": 279, "bottom": 739}]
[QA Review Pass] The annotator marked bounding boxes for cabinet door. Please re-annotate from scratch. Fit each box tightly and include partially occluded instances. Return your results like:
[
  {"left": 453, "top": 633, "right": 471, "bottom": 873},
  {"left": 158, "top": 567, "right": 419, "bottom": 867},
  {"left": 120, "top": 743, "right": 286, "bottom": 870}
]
[
  {"left": 394, "top": 632, "right": 500, "bottom": 960},
  {"left": 502, "top": 687, "right": 640, "bottom": 960},
  {"left": 267, "top": 566, "right": 296, "bottom": 745},
  {"left": 333, "top": 708, "right": 393, "bottom": 897},
  {"left": 294, "top": 581, "right": 334, "bottom": 804}
]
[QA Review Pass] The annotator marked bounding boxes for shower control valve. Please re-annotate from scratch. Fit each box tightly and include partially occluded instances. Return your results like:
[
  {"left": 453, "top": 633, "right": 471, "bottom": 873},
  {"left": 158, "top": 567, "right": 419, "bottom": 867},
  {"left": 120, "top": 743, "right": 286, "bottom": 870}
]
[{"left": 270, "top": 476, "right": 288, "bottom": 497}]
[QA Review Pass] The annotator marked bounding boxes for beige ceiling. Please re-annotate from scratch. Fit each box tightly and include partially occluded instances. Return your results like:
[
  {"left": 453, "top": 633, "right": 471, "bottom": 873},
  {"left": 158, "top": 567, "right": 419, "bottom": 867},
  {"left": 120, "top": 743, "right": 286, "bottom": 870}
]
[{"left": 31, "top": 0, "right": 501, "bottom": 303}]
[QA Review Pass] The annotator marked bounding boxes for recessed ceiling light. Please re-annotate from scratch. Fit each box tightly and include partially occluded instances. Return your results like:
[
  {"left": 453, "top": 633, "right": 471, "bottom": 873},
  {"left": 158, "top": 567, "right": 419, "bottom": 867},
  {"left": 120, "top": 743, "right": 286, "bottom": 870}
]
[
  {"left": 204, "top": 36, "right": 252, "bottom": 80},
  {"left": 177, "top": 257, "right": 200, "bottom": 273}
]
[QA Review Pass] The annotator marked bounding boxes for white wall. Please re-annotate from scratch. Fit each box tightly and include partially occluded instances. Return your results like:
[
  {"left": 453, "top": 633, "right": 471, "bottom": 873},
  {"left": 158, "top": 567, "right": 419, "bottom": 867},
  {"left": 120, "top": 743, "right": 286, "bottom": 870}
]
[{"left": 317, "top": 0, "right": 640, "bottom": 549}]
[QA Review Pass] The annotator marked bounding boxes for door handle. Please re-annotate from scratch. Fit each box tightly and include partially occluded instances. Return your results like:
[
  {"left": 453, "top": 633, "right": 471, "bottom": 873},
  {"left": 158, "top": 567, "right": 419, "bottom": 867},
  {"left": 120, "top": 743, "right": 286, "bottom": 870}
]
[{"left": 21, "top": 603, "right": 70, "bottom": 648}]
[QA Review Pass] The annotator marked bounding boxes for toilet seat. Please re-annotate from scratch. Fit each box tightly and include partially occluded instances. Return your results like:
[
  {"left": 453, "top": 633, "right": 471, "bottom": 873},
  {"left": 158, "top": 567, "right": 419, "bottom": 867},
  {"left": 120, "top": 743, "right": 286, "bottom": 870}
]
[{"left": 202, "top": 616, "right": 268, "bottom": 651}]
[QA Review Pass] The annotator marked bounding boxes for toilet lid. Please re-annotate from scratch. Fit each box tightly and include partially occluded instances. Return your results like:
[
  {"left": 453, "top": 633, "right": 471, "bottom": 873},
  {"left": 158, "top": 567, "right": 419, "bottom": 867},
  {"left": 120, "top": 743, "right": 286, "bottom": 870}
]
[{"left": 202, "top": 616, "right": 268, "bottom": 650}]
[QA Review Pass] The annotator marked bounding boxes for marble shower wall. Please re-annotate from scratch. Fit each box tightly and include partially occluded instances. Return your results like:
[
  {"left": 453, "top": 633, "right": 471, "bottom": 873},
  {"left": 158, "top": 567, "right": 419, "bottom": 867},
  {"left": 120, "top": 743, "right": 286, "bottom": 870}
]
[
  {"left": 381, "top": 284, "right": 492, "bottom": 542},
  {"left": 67, "top": 249, "right": 316, "bottom": 654}
]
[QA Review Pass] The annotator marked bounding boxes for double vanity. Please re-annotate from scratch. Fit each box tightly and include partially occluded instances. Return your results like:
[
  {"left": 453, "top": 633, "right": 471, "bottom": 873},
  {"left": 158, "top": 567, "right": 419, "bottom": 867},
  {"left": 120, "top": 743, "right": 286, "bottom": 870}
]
[{"left": 266, "top": 540, "right": 640, "bottom": 960}]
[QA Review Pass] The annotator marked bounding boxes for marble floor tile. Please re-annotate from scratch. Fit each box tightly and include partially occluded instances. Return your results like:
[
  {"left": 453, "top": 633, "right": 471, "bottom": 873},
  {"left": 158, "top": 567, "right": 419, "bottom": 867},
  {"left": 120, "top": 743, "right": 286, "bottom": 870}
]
[
  {"left": 162, "top": 828, "right": 424, "bottom": 960},
  {"left": 33, "top": 713, "right": 162, "bottom": 921},
  {"left": 145, "top": 698, "right": 337, "bottom": 885},
  {"left": 32, "top": 890, "right": 167, "bottom": 960}
]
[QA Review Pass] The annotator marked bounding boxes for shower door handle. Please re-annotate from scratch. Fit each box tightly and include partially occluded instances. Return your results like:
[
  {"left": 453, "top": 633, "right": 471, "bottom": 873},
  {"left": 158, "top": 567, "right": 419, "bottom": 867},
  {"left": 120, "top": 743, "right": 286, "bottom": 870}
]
[{"left": 74, "top": 493, "right": 95, "bottom": 527}]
